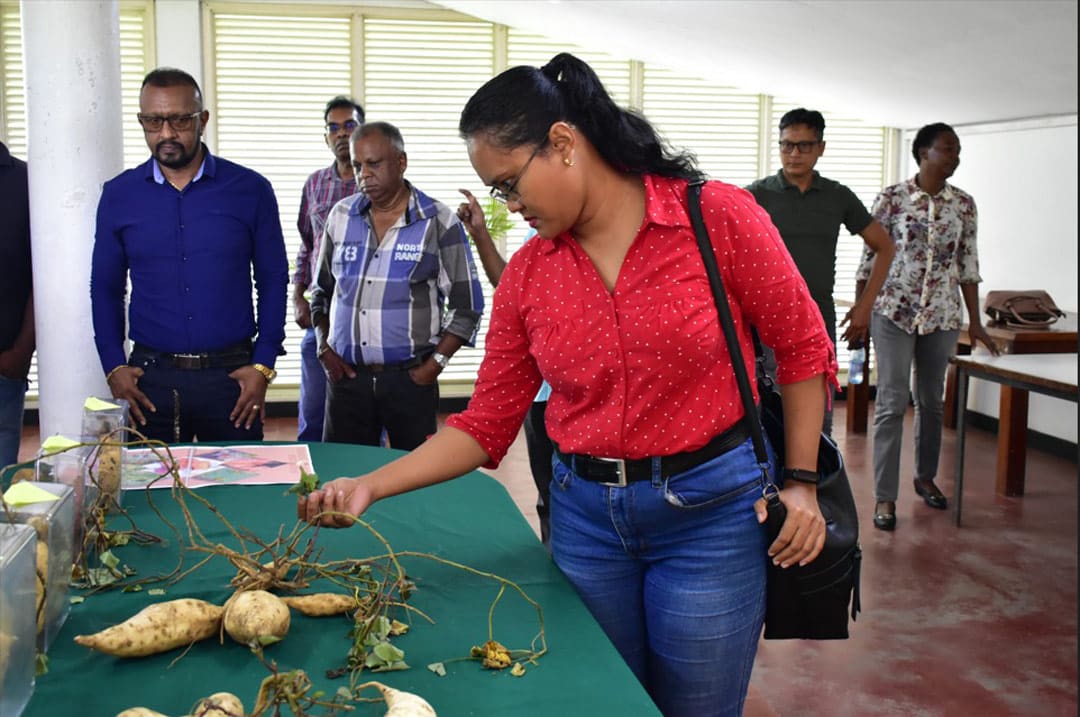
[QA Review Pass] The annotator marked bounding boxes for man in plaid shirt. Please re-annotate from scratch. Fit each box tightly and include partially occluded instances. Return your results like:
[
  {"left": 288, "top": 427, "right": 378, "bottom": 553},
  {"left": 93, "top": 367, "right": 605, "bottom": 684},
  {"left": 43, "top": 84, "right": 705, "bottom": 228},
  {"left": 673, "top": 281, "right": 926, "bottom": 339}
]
[
  {"left": 293, "top": 96, "right": 364, "bottom": 441},
  {"left": 310, "top": 121, "right": 484, "bottom": 449}
]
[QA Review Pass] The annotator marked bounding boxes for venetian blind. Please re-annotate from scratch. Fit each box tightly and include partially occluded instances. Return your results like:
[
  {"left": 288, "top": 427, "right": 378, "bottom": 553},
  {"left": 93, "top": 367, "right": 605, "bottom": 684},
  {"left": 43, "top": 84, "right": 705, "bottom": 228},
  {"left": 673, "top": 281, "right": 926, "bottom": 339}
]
[
  {"left": 359, "top": 17, "right": 495, "bottom": 390},
  {"left": 210, "top": 11, "right": 352, "bottom": 392},
  {"left": 0, "top": 1, "right": 152, "bottom": 396},
  {"left": 642, "top": 67, "right": 763, "bottom": 188}
]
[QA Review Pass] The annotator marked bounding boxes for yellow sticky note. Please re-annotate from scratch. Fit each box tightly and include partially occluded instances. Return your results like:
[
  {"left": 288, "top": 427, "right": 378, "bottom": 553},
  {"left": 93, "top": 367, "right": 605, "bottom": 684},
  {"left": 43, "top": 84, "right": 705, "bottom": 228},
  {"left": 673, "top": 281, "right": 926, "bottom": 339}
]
[
  {"left": 85, "top": 396, "right": 121, "bottom": 411},
  {"left": 40, "top": 435, "right": 81, "bottom": 455},
  {"left": 3, "top": 481, "right": 60, "bottom": 507}
]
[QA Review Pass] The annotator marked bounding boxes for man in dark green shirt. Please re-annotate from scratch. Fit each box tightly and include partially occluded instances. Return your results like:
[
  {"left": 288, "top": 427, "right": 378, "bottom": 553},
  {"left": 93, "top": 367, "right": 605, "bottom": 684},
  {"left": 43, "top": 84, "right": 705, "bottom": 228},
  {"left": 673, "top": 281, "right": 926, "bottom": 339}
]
[{"left": 747, "top": 108, "right": 895, "bottom": 434}]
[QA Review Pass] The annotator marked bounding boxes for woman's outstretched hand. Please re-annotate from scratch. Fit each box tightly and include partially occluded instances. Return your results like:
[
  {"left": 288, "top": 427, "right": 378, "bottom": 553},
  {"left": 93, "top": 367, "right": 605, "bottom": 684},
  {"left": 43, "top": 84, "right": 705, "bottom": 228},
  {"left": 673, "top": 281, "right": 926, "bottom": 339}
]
[{"left": 297, "top": 477, "right": 375, "bottom": 528}]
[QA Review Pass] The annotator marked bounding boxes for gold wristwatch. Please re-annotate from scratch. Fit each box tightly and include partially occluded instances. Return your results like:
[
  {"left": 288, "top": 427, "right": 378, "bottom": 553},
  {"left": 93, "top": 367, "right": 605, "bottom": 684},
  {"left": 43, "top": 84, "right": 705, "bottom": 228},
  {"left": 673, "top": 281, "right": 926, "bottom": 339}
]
[{"left": 251, "top": 363, "right": 277, "bottom": 384}]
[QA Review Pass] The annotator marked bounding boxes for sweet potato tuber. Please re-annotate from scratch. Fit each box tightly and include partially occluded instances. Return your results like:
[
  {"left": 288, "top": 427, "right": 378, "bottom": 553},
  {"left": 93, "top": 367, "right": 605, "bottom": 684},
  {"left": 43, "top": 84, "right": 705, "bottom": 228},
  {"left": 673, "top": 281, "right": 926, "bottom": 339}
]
[
  {"left": 75, "top": 598, "right": 223, "bottom": 657},
  {"left": 115, "top": 709, "right": 170, "bottom": 717},
  {"left": 191, "top": 691, "right": 244, "bottom": 717},
  {"left": 222, "top": 589, "right": 290, "bottom": 645},
  {"left": 357, "top": 681, "right": 437, "bottom": 716},
  {"left": 281, "top": 593, "right": 360, "bottom": 617}
]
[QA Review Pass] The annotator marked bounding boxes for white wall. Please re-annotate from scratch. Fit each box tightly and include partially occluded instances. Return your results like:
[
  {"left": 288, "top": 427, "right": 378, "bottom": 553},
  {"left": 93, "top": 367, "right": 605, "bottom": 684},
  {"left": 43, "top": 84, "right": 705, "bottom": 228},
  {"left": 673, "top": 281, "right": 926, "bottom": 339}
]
[{"left": 903, "top": 116, "right": 1078, "bottom": 443}]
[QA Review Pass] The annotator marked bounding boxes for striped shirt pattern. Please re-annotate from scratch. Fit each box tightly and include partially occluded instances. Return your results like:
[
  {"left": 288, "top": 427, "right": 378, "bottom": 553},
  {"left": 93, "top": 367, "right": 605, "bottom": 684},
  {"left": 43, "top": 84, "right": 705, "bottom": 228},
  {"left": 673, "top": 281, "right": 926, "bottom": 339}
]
[
  {"left": 294, "top": 163, "right": 357, "bottom": 290},
  {"left": 310, "top": 182, "right": 484, "bottom": 365}
]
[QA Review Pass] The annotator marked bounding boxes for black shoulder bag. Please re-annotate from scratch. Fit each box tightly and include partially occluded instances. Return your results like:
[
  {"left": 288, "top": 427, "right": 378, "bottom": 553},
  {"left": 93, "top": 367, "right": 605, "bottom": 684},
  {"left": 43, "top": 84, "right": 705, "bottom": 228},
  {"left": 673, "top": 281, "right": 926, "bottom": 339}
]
[{"left": 686, "top": 182, "right": 862, "bottom": 639}]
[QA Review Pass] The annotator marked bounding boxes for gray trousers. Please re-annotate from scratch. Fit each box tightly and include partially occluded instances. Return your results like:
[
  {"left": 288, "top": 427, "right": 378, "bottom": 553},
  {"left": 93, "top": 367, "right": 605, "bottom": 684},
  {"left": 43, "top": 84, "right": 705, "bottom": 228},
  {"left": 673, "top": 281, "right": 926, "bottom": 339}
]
[{"left": 869, "top": 313, "right": 959, "bottom": 502}]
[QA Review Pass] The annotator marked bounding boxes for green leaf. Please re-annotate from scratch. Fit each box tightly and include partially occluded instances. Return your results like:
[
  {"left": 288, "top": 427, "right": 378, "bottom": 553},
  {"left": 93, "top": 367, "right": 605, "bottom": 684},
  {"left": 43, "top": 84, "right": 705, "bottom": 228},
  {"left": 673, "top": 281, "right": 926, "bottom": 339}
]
[
  {"left": 285, "top": 465, "right": 320, "bottom": 496},
  {"left": 371, "top": 660, "right": 410, "bottom": 673},
  {"left": 257, "top": 634, "right": 282, "bottom": 646},
  {"left": 69, "top": 596, "right": 85, "bottom": 605},
  {"left": 107, "top": 532, "right": 130, "bottom": 547},
  {"left": 427, "top": 662, "right": 447, "bottom": 677},
  {"left": 35, "top": 653, "right": 49, "bottom": 676},
  {"left": 99, "top": 550, "right": 120, "bottom": 571},
  {"left": 372, "top": 642, "right": 405, "bottom": 663},
  {"left": 481, "top": 198, "right": 516, "bottom": 243},
  {"left": 148, "top": 588, "right": 166, "bottom": 596},
  {"left": 121, "top": 584, "right": 143, "bottom": 593}
]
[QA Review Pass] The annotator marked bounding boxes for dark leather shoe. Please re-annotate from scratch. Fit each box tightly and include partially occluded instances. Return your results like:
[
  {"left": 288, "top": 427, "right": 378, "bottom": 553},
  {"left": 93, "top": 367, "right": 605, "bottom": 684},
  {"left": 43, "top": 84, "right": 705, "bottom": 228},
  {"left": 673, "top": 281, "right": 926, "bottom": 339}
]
[
  {"left": 914, "top": 479, "right": 948, "bottom": 510},
  {"left": 873, "top": 502, "right": 896, "bottom": 531}
]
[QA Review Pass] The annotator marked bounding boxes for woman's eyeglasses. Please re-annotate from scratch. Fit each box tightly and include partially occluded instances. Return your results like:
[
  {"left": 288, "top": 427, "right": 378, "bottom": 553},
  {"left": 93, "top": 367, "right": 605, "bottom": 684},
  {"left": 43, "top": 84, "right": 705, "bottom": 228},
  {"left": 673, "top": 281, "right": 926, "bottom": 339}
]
[{"left": 490, "top": 142, "right": 546, "bottom": 204}]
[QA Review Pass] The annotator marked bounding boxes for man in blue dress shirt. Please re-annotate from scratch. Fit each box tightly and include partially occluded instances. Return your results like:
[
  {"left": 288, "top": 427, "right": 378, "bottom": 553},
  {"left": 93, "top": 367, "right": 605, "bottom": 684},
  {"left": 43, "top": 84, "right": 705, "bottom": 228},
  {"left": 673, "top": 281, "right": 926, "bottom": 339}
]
[{"left": 91, "top": 67, "right": 288, "bottom": 443}]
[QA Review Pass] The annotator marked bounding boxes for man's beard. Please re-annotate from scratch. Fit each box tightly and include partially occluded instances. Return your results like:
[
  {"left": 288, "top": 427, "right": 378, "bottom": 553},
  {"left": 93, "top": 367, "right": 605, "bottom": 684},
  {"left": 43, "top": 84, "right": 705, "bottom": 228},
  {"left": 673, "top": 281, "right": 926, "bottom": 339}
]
[{"left": 154, "top": 140, "right": 199, "bottom": 170}]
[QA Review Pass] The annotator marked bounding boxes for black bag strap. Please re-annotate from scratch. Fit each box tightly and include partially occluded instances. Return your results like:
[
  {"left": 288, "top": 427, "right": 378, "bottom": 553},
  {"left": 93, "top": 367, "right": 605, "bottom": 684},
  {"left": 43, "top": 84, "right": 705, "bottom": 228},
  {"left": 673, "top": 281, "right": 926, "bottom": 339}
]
[{"left": 685, "top": 181, "right": 772, "bottom": 476}]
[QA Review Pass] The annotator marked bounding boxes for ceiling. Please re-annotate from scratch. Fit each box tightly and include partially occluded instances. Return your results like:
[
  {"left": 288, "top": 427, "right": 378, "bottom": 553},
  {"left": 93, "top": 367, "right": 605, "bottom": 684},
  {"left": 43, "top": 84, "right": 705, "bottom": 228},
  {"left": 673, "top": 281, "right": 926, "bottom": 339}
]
[{"left": 431, "top": 0, "right": 1078, "bottom": 129}]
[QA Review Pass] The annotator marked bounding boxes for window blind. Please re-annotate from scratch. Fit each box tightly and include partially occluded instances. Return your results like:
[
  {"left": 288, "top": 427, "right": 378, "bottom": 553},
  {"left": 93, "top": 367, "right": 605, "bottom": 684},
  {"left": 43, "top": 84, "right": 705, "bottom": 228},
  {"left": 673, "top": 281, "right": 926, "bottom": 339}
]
[{"left": 210, "top": 11, "right": 353, "bottom": 392}]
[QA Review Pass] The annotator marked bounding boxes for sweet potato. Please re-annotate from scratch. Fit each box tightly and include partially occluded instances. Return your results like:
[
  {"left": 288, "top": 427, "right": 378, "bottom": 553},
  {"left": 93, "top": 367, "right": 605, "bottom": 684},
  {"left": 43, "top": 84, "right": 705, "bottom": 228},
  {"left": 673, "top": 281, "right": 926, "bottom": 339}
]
[
  {"left": 281, "top": 592, "right": 360, "bottom": 617},
  {"left": 35, "top": 540, "right": 48, "bottom": 634},
  {"left": 191, "top": 691, "right": 244, "bottom": 717},
  {"left": 357, "top": 681, "right": 437, "bottom": 716},
  {"left": 115, "top": 709, "right": 169, "bottom": 717},
  {"left": 222, "top": 589, "right": 290, "bottom": 645},
  {"left": 75, "top": 598, "right": 223, "bottom": 657}
]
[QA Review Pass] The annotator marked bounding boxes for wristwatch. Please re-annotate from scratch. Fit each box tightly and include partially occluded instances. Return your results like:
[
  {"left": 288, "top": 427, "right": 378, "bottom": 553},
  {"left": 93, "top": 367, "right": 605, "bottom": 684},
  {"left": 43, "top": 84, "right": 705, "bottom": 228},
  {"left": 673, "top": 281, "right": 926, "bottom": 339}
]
[
  {"left": 431, "top": 352, "right": 450, "bottom": 369},
  {"left": 781, "top": 468, "right": 820, "bottom": 485},
  {"left": 251, "top": 363, "right": 278, "bottom": 384}
]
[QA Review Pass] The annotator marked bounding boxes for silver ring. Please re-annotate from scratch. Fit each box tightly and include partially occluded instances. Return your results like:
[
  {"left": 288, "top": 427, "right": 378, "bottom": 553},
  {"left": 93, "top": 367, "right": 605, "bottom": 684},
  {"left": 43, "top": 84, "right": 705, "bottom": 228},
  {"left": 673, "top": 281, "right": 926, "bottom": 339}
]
[{"left": 252, "top": 404, "right": 260, "bottom": 410}]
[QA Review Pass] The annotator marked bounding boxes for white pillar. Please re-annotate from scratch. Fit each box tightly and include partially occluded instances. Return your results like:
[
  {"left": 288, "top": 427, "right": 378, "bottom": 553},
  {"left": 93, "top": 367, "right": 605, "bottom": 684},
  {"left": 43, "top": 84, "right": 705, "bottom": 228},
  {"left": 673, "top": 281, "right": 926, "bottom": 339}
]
[{"left": 23, "top": 0, "right": 123, "bottom": 439}]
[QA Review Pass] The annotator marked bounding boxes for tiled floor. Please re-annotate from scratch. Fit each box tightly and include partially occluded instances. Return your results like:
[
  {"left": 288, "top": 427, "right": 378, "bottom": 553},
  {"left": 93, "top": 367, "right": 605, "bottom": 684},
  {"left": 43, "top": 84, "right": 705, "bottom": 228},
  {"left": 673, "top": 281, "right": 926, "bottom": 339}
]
[{"left": 15, "top": 404, "right": 1077, "bottom": 716}]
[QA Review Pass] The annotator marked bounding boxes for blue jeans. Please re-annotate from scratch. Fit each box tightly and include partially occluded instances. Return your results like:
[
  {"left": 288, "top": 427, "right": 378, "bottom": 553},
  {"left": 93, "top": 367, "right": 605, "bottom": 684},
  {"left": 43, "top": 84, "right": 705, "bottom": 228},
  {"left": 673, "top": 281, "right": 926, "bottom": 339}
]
[
  {"left": 297, "top": 329, "right": 327, "bottom": 442},
  {"left": 550, "top": 436, "right": 772, "bottom": 717},
  {"left": 0, "top": 374, "right": 27, "bottom": 470}
]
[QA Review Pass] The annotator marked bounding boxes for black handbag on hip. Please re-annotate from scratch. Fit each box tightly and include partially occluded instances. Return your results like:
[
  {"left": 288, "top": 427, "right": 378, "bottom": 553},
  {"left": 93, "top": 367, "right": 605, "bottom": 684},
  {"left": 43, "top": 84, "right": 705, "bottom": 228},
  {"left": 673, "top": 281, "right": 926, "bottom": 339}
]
[{"left": 686, "top": 182, "right": 861, "bottom": 640}]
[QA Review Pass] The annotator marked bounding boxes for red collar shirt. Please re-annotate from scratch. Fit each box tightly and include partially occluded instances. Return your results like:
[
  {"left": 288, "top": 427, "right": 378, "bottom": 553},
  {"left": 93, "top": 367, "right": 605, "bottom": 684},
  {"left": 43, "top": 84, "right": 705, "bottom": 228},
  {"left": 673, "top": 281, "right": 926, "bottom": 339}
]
[{"left": 447, "top": 175, "right": 836, "bottom": 467}]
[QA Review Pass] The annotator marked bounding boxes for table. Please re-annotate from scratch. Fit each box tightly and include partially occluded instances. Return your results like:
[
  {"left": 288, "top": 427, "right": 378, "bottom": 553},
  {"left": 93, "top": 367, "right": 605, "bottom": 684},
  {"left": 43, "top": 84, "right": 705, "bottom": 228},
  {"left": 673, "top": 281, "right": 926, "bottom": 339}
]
[
  {"left": 23, "top": 443, "right": 661, "bottom": 716},
  {"left": 951, "top": 354, "right": 1078, "bottom": 526},
  {"left": 945, "top": 313, "right": 1077, "bottom": 497},
  {"left": 847, "top": 313, "right": 1077, "bottom": 443},
  {"left": 944, "top": 312, "right": 1077, "bottom": 429}
]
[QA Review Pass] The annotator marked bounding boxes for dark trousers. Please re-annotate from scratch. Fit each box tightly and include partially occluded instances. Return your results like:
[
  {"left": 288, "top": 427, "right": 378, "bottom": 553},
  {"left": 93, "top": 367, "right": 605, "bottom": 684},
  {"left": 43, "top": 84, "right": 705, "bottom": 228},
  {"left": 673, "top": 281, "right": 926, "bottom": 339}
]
[
  {"left": 323, "top": 370, "right": 437, "bottom": 451},
  {"left": 524, "top": 400, "right": 554, "bottom": 549},
  {"left": 128, "top": 349, "right": 262, "bottom": 444}
]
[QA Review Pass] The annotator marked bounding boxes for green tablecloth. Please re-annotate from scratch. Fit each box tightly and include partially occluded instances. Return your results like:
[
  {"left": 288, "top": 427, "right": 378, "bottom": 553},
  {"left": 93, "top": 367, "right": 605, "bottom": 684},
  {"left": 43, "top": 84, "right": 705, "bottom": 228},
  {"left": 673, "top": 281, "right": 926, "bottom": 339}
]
[{"left": 23, "top": 443, "right": 661, "bottom": 716}]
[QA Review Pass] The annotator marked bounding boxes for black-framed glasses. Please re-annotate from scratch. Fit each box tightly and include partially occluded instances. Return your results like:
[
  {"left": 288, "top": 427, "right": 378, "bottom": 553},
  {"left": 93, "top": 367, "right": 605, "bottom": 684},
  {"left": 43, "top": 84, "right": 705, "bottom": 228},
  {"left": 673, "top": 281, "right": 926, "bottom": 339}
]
[
  {"left": 137, "top": 111, "right": 201, "bottom": 132},
  {"left": 779, "top": 140, "right": 821, "bottom": 154},
  {"left": 489, "top": 142, "right": 546, "bottom": 204},
  {"left": 326, "top": 119, "right": 359, "bottom": 134}
]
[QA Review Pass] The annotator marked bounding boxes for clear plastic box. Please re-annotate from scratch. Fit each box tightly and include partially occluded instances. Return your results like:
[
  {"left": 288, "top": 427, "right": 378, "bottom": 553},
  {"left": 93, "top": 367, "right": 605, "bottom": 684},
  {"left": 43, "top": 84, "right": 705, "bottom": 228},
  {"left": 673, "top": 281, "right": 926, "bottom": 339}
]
[
  {"left": 81, "top": 397, "right": 129, "bottom": 509},
  {"left": 0, "top": 523, "right": 38, "bottom": 716},
  {"left": 5, "top": 482, "right": 75, "bottom": 651},
  {"left": 35, "top": 440, "right": 95, "bottom": 547}
]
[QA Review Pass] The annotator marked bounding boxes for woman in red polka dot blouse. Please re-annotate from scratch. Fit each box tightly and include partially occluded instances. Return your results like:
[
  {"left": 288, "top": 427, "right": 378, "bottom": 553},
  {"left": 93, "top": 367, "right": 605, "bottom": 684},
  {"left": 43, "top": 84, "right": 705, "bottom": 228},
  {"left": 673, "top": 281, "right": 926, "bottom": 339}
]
[{"left": 300, "top": 53, "right": 837, "bottom": 717}]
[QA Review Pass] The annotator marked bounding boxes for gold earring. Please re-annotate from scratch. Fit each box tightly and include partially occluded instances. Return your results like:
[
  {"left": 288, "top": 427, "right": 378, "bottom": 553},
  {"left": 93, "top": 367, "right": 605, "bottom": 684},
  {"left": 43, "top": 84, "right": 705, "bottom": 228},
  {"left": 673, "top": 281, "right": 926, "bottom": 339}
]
[{"left": 564, "top": 157, "right": 574, "bottom": 167}]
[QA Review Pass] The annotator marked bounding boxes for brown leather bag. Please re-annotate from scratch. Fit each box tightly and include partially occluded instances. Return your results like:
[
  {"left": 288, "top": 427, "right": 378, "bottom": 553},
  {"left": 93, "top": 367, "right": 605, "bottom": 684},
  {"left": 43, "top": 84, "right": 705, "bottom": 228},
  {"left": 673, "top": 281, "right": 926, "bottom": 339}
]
[{"left": 984, "top": 290, "right": 1065, "bottom": 328}]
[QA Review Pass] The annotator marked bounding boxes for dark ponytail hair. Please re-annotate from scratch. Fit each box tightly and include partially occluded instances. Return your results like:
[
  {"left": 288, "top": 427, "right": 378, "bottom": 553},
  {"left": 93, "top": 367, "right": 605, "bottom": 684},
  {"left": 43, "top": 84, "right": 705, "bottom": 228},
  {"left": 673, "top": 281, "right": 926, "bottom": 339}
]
[{"left": 459, "top": 53, "right": 702, "bottom": 181}]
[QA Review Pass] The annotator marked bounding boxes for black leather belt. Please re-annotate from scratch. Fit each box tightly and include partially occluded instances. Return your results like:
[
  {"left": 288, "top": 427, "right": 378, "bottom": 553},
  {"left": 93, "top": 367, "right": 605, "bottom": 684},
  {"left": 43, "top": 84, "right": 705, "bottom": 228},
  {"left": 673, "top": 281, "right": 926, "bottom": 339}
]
[
  {"left": 554, "top": 419, "right": 752, "bottom": 487},
  {"left": 132, "top": 341, "right": 252, "bottom": 370}
]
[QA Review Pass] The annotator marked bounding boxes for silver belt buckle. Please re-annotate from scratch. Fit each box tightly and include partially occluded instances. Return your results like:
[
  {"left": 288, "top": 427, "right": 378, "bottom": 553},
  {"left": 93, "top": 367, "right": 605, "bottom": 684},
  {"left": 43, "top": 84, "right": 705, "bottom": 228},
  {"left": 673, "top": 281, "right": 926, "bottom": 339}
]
[{"left": 596, "top": 457, "right": 628, "bottom": 488}]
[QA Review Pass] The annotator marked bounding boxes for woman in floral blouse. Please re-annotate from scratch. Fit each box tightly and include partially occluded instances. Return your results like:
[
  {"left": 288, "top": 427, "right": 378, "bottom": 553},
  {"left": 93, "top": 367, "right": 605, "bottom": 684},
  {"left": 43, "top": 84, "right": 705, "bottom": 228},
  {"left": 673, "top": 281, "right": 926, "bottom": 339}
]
[{"left": 855, "top": 122, "right": 998, "bottom": 531}]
